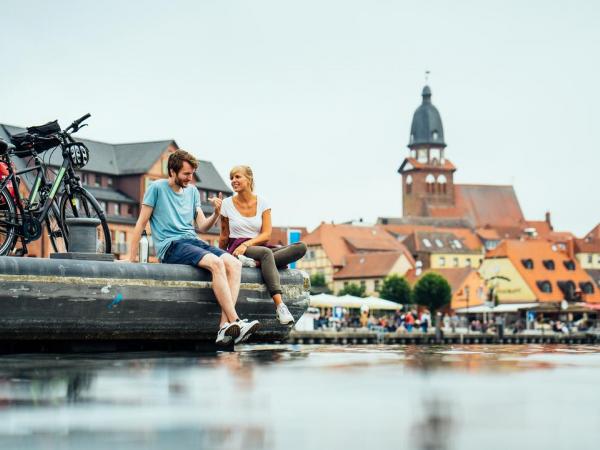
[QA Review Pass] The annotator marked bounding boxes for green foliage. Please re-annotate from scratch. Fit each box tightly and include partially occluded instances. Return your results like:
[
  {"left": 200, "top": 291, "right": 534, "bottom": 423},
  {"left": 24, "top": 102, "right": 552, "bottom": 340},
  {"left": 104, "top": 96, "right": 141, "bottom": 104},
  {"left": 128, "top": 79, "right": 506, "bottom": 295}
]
[
  {"left": 378, "top": 274, "right": 411, "bottom": 304},
  {"left": 337, "top": 283, "right": 366, "bottom": 298},
  {"left": 412, "top": 273, "right": 452, "bottom": 313},
  {"left": 310, "top": 273, "right": 327, "bottom": 287}
]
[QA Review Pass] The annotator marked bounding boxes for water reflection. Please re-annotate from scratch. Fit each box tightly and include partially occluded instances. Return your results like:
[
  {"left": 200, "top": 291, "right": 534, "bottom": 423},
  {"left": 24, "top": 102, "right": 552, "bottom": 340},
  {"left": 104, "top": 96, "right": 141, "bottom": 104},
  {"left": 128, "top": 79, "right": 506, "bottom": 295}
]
[{"left": 0, "top": 345, "right": 599, "bottom": 449}]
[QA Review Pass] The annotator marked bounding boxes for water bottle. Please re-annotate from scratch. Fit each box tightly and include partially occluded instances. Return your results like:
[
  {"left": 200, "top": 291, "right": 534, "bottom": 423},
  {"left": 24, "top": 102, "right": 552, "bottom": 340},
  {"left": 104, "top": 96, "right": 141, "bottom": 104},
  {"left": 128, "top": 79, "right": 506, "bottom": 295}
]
[{"left": 139, "top": 230, "right": 149, "bottom": 263}]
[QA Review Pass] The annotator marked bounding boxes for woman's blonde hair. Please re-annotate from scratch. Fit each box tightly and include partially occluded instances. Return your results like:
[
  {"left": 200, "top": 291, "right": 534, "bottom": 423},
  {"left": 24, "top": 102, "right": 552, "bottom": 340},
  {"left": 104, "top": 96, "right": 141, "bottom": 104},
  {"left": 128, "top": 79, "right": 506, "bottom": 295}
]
[{"left": 230, "top": 165, "right": 255, "bottom": 191}]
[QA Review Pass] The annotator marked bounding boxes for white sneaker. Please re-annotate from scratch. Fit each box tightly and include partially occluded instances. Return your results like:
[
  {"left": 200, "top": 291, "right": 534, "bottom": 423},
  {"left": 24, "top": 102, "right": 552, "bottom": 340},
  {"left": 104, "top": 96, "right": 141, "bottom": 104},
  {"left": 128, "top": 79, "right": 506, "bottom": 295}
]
[
  {"left": 276, "top": 303, "right": 295, "bottom": 325},
  {"left": 215, "top": 322, "right": 240, "bottom": 345},
  {"left": 237, "top": 255, "right": 256, "bottom": 267},
  {"left": 234, "top": 319, "right": 261, "bottom": 344}
]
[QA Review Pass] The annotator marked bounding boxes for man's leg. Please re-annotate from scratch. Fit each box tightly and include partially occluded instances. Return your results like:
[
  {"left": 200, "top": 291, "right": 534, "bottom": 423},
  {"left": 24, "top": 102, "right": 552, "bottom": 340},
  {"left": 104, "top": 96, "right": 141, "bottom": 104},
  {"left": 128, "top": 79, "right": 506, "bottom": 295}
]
[
  {"left": 219, "top": 254, "right": 242, "bottom": 326},
  {"left": 197, "top": 253, "right": 239, "bottom": 326}
]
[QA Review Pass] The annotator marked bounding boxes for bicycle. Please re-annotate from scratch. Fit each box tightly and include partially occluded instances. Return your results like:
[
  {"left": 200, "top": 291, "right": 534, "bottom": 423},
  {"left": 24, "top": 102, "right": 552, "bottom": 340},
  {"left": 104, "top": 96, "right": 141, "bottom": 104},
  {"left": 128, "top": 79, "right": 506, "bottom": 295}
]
[{"left": 0, "top": 114, "right": 111, "bottom": 256}]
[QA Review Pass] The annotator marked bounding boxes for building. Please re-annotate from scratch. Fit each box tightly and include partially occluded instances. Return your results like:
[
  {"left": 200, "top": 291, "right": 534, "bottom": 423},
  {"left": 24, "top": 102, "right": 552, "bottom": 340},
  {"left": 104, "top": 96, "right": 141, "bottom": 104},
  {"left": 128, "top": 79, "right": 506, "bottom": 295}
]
[
  {"left": 402, "top": 230, "right": 483, "bottom": 269},
  {"left": 479, "top": 239, "right": 600, "bottom": 305},
  {"left": 0, "top": 123, "right": 231, "bottom": 258},
  {"left": 297, "top": 223, "right": 412, "bottom": 292},
  {"left": 390, "top": 85, "right": 550, "bottom": 240},
  {"left": 406, "top": 267, "right": 487, "bottom": 311},
  {"left": 575, "top": 224, "right": 600, "bottom": 269},
  {"left": 332, "top": 250, "right": 414, "bottom": 296}
]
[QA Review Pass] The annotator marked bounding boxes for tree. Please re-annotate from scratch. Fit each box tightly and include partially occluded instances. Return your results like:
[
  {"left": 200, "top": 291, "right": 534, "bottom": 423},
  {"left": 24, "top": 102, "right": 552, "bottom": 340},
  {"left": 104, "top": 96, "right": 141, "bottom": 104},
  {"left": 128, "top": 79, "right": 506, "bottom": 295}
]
[
  {"left": 412, "top": 273, "right": 451, "bottom": 313},
  {"left": 378, "top": 274, "right": 411, "bottom": 304},
  {"left": 337, "top": 283, "right": 366, "bottom": 298},
  {"left": 310, "top": 273, "right": 327, "bottom": 287}
]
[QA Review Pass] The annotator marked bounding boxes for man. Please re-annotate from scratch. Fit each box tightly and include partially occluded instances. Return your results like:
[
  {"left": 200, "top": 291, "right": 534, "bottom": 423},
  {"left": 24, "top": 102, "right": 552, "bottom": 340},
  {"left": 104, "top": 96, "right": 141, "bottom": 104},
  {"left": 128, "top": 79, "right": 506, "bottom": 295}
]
[{"left": 127, "top": 149, "right": 259, "bottom": 345}]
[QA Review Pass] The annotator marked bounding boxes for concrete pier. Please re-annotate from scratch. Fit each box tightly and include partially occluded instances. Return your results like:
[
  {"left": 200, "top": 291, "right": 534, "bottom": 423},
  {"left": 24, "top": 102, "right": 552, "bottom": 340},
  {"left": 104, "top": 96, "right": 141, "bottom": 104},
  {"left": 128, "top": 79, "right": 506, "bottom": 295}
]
[{"left": 0, "top": 256, "right": 310, "bottom": 352}]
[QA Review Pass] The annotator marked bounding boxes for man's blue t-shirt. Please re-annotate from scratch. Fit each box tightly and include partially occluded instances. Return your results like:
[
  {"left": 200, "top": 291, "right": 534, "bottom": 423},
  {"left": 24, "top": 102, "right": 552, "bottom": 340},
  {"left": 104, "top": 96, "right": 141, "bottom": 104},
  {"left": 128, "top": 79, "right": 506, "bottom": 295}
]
[{"left": 142, "top": 179, "right": 201, "bottom": 260}]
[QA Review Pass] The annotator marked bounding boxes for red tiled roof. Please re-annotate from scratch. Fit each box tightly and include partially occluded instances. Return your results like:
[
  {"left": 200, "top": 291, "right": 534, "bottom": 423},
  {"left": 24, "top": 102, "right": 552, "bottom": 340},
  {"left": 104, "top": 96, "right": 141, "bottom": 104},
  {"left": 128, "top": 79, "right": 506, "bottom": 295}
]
[
  {"left": 303, "top": 223, "right": 405, "bottom": 267},
  {"left": 399, "top": 157, "right": 456, "bottom": 172},
  {"left": 381, "top": 224, "right": 482, "bottom": 251},
  {"left": 333, "top": 251, "right": 411, "bottom": 279},
  {"left": 487, "top": 240, "right": 600, "bottom": 303},
  {"left": 454, "top": 184, "right": 525, "bottom": 229}
]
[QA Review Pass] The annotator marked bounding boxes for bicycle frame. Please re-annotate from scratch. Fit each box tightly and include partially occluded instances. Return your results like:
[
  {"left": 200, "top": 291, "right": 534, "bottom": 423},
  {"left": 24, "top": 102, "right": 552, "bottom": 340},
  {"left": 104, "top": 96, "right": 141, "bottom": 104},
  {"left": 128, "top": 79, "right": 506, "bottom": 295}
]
[{"left": 0, "top": 153, "right": 72, "bottom": 234}]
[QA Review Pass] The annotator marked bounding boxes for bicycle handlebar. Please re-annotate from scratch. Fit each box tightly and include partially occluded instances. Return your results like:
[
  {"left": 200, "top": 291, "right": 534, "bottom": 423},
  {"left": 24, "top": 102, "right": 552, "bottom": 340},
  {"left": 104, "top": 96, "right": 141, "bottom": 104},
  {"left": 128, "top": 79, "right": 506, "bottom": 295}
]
[{"left": 65, "top": 113, "right": 91, "bottom": 133}]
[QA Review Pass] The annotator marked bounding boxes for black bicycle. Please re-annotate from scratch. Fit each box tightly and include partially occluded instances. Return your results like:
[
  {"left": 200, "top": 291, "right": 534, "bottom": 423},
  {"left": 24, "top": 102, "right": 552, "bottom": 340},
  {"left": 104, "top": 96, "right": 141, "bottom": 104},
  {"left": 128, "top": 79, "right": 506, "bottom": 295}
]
[{"left": 0, "top": 114, "right": 111, "bottom": 256}]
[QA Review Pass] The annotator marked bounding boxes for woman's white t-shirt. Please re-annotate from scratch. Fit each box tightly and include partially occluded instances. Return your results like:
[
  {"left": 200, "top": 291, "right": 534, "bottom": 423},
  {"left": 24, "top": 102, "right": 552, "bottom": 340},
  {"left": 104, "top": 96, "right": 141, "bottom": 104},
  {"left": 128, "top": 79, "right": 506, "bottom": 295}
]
[{"left": 221, "top": 195, "right": 270, "bottom": 238}]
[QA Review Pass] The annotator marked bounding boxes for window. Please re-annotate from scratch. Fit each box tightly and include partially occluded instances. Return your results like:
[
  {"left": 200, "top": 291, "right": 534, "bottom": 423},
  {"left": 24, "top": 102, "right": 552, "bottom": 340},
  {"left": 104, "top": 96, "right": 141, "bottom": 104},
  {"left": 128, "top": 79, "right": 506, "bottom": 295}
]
[
  {"left": 343, "top": 281, "right": 349, "bottom": 288},
  {"left": 453, "top": 257, "right": 459, "bottom": 267},
  {"left": 563, "top": 260, "right": 576, "bottom": 271},
  {"left": 422, "top": 238, "right": 432, "bottom": 248},
  {"left": 200, "top": 190, "right": 208, "bottom": 202},
  {"left": 439, "top": 256, "right": 446, "bottom": 267},
  {"left": 432, "top": 131, "right": 439, "bottom": 141},
  {"left": 588, "top": 254, "right": 593, "bottom": 264},
  {"left": 542, "top": 260, "right": 555, "bottom": 270},
  {"left": 405, "top": 175, "right": 413, "bottom": 194},
  {"left": 536, "top": 281, "right": 553, "bottom": 293},
  {"left": 557, "top": 280, "right": 577, "bottom": 300},
  {"left": 521, "top": 259, "right": 534, "bottom": 269},
  {"left": 94, "top": 175, "right": 101, "bottom": 187},
  {"left": 114, "top": 203, "right": 120, "bottom": 216},
  {"left": 452, "top": 239, "right": 462, "bottom": 249},
  {"left": 425, "top": 174, "right": 435, "bottom": 193},
  {"left": 435, "top": 239, "right": 443, "bottom": 248},
  {"left": 579, "top": 282, "right": 595, "bottom": 294},
  {"left": 128, "top": 205, "right": 134, "bottom": 216},
  {"left": 99, "top": 201, "right": 107, "bottom": 212},
  {"left": 418, "top": 149, "right": 428, "bottom": 163},
  {"left": 360, "top": 280, "right": 366, "bottom": 288},
  {"left": 436, "top": 174, "right": 447, "bottom": 194},
  {"left": 465, "top": 258, "right": 472, "bottom": 267},
  {"left": 107, "top": 177, "right": 113, "bottom": 187},
  {"left": 374, "top": 279, "right": 381, "bottom": 291}
]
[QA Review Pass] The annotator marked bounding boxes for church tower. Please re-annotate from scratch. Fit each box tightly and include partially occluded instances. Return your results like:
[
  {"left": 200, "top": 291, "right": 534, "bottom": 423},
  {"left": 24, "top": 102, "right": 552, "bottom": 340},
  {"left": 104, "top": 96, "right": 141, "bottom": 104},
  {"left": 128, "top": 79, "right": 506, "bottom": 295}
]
[{"left": 398, "top": 85, "right": 456, "bottom": 217}]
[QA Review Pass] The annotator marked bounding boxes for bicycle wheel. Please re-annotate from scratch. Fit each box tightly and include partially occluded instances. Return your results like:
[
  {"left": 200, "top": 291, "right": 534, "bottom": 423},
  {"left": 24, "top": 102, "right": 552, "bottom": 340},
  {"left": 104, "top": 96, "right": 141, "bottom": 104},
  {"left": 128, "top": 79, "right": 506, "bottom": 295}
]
[
  {"left": 46, "top": 200, "right": 68, "bottom": 253},
  {"left": 59, "top": 187, "right": 112, "bottom": 254},
  {"left": 0, "top": 187, "right": 18, "bottom": 256}
]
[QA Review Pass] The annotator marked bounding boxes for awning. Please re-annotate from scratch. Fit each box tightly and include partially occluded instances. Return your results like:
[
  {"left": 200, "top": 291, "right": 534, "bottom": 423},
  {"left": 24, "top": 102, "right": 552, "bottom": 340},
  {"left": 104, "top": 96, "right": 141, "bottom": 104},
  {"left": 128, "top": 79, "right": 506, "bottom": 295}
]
[
  {"left": 309, "top": 294, "right": 402, "bottom": 310},
  {"left": 454, "top": 303, "right": 539, "bottom": 314}
]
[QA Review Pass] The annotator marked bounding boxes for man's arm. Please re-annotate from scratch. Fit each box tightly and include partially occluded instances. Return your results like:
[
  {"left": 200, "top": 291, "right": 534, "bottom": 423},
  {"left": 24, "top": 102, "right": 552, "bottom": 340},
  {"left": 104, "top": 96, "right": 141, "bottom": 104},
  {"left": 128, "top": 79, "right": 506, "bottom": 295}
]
[
  {"left": 127, "top": 204, "right": 154, "bottom": 262},
  {"left": 195, "top": 193, "right": 223, "bottom": 233},
  {"left": 219, "top": 216, "right": 230, "bottom": 249}
]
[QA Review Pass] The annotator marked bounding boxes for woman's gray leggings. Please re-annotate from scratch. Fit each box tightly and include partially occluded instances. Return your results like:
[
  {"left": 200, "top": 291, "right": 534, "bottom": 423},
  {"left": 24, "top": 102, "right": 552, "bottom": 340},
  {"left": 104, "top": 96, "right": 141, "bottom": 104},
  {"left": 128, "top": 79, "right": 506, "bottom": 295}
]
[{"left": 244, "top": 242, "right": 307, "bottom": 296}]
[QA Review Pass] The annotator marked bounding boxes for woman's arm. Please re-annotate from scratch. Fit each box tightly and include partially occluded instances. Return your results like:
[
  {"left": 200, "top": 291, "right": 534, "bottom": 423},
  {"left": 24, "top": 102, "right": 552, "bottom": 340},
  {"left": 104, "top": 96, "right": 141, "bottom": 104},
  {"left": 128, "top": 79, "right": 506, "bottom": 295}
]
[{"left": 219, "top": 216, "right": 230, "bottom": 250}]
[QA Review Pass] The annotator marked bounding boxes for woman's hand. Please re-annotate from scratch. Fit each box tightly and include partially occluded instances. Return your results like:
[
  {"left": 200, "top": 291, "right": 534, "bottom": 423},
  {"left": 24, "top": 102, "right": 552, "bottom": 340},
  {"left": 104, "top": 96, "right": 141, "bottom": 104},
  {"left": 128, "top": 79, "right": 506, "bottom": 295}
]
[
  {"left": 209, "top": 192, "right": 223, "bottom": 214},
  {"left": 233, "top": 243, "right": 247, "bottom": 256}
]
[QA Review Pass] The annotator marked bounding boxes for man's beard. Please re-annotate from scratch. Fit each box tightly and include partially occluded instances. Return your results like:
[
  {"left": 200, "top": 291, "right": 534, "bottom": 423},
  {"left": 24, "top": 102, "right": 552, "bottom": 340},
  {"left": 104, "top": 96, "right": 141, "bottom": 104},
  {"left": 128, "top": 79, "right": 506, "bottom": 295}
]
[{"left": 174, "top": 176, "right": 188, "bottom": 188}]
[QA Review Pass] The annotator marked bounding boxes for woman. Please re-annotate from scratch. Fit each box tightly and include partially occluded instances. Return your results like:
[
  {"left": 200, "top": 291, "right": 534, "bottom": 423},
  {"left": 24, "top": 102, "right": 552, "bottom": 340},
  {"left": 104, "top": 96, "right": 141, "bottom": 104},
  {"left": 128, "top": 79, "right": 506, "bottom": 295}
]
[{"left": 220, "top": 165, "right": 307, "bottom": 325}]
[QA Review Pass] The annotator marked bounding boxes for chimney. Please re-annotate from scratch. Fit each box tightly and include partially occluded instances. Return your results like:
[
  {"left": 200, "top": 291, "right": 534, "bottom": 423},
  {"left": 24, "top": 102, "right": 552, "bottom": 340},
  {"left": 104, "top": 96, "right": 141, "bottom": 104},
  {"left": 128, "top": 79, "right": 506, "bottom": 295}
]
[
  {"left": 545, "top": 211, "right": 553, "bottom": 231},
  {"left": 567, "top": 238, "right": 575, "bottom": 260}
]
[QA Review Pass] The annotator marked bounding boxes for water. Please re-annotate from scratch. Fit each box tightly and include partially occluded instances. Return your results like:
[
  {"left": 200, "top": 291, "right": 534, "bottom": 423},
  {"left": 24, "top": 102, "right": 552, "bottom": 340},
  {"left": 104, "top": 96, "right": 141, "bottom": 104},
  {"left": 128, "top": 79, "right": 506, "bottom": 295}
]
[{"left": 1, "top": 344, "right": 599, "bottom": 450}]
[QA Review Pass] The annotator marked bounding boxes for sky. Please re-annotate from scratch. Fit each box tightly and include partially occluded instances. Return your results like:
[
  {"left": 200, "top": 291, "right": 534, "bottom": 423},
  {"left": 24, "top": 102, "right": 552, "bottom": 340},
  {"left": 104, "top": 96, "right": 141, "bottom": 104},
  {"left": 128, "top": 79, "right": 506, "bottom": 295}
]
[{"left": 1, "top": 0, "right": 599, "bottom": 235}]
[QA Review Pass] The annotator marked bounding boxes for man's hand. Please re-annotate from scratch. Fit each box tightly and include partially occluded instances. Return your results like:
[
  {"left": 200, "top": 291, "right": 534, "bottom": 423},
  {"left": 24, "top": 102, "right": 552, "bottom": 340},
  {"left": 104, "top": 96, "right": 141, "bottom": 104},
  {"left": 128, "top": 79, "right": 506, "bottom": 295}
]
[
  {"left": 208, "top": 192, "right": 223, "bottom": 215},
  {"left": 232, "top": 243, "right": 247, "bottom": 257}
]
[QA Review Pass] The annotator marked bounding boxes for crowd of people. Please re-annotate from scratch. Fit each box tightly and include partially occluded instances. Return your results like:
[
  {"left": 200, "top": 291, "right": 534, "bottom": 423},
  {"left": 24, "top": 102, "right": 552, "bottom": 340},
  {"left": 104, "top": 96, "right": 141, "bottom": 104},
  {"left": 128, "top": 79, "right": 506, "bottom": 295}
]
[{"left": 311, "top": 307, "right": 597, "bottom": 335}]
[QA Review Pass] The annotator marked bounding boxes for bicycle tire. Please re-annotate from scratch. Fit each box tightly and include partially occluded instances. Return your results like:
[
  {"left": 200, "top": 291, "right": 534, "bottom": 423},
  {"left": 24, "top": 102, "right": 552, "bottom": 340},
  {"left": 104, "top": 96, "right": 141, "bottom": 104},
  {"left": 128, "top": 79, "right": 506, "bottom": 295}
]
[
  {"left": 59, "top": 187, "right": 112, "bottom": 254},
  {"left": 0, "top": 187, "right": 18, "bottom": 256},
  {"left": 46, "top": 200, "right": 68, "bottom": 253}
]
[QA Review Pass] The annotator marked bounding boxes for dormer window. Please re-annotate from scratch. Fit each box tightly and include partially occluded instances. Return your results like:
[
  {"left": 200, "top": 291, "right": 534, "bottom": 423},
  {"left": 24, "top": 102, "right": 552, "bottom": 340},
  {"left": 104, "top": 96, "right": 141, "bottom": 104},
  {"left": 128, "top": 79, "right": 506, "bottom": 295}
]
[
  {"left": 536, "top": 281, "right": 553, "bottom": 293},
  {"left": 542, "top": 260, "right": 555, "bottom": 270},
  {"left": 432, "top": 131, "right": 439, "bottom": 140},
  {"left": 435, "top": 239, "right": 444, "bottom": 248},
  {"left": 580, "top": 282, "right": 595, "bottom": 294},
  {"left": 558, "top": 280, "right": 577, "bottom": 300},
  {"left": 521, "top": 259, "right": 534, "bottom": 269},
  {"left": 422, "top": 238, "right": 432, "bottom": 248},
  {"left": 563, "top": 260, "right": 576, "bottom": 271}
]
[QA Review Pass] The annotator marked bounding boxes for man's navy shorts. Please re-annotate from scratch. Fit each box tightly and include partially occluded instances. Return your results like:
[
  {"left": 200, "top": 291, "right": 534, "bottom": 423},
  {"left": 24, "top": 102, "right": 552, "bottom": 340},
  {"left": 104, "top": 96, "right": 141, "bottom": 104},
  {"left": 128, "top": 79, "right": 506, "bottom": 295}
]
[{"left": 162, "top": 238, "right": 226, "bottom": 266}]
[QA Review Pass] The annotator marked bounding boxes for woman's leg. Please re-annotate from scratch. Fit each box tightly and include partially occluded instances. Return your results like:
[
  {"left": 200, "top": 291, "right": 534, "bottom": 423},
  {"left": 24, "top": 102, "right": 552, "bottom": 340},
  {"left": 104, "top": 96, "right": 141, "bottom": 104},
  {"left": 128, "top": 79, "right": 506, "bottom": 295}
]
[
  {"left": 272, "top": 242, "right": 307, "bottom": 269},
  {"left": 244, "top": 246, "right": 283, "bottom": 305}
]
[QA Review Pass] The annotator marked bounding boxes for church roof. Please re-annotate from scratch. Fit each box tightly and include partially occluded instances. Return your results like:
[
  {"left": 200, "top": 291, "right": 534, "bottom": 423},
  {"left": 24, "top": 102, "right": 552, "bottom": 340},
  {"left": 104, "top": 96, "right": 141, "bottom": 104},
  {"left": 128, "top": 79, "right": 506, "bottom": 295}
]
[{"left": 408, "top": 85, "right": 446, "bottom": 148}]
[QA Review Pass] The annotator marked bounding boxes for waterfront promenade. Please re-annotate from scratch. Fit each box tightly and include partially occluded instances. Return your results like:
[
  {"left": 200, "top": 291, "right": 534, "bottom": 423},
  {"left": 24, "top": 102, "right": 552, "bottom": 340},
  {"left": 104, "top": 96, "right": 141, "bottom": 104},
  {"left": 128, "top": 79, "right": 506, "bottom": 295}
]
[{"left": 289, "top": 329, "right": 600, "bottom": 345}]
